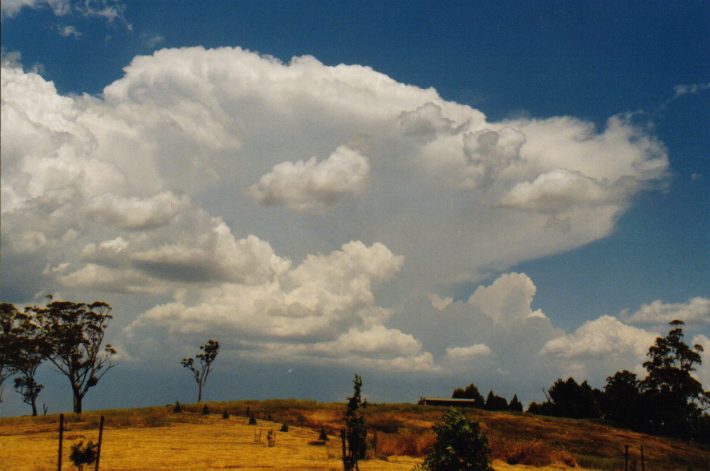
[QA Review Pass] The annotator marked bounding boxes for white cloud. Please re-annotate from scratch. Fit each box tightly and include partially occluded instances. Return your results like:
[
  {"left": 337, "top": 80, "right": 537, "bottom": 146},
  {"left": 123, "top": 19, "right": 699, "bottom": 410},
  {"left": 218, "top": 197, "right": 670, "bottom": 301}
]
[
  {"left": 248, "top": 145, "right": 371, "bottom": 212},
  {"left": 541, "top": 315, "right": 658, "bottom": 359},
  {"left": 57, "top": 25, "right": 81, "bottom": 38},
  {"left": 626, "top": 297, "right": 710, "bottom": 325},
  {"left": 428, "top": 293, "right": 453, "bottom": 311},
  {"left": 467, "top": 272, "right": 547, "bottom": 325},
  {"left": 500, "top": 168, "right": 624, "bottom": 213},
  {"left": 0, "top": 46, "right": 672, "bottom": 377},
  {"left": 446, "top": 343, "right": 492, "bottom": 360},
  {"left": 691, "top": 334, "right": 710, "bottom": 389},
  {"left": 84, "top": 192, "right": 189, "bottom": 230}
]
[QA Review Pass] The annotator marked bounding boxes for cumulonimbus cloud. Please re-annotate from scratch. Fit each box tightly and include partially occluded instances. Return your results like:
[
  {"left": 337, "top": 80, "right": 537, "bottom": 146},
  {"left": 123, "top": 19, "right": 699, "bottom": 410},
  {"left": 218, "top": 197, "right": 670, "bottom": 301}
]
[{"left": 0, "top": 45, "right": 673, "bottom": 373}]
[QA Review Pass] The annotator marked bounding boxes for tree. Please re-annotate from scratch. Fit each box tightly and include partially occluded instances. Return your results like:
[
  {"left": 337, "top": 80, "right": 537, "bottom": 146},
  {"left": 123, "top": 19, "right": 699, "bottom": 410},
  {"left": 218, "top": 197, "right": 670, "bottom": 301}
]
[
  {"left": 11, "top": 308, "right": 49, "bottom": 416},
  {"left": 30, "top": 301, "right": 116, "bottom": 414},
  {"left": 344, "top": 374, "right": 367, "bottom": 468},
  {"left": 181, "top": 339, "right": 219, "bottom": 402},
  {"left": 484, "top": 390, "right": 509, "bottom": 411},
  {"left": 0, "top": 303, "right": 20, "bottom": 403},
  {"left": 601, "top": 370, "right": 643, "bottom": 429},
  {"left": 640, "top": 320, "right": 709, "bottom": 438},
  {"left": 452, "top": 382, "right": 485, "bottom": 407},
  {"left": 509, "top": 394, "right": 523, "bottom": 412},
  {"left": 421, "top": 408, "right": 492, "bottom": 471}
]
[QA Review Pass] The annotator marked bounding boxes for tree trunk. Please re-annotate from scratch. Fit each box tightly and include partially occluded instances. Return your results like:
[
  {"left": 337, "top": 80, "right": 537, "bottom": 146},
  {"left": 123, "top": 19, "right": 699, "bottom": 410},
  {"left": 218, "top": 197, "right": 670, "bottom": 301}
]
[
  {"left": 73, "top": 390, "right": 83, "bottom": 414},
  {"left": 31, "top": 395, "right": 37, "bottom": 416},
  {"left": 197, "top": 384, "right": 202, "bottom": 403}
]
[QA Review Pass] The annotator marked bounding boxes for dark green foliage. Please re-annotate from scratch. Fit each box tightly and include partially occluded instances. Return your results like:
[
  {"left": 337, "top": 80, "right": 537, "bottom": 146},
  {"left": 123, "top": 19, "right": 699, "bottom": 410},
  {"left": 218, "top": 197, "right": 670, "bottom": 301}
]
[
  {"left": 451, "top": 382, "right": 485, "bottom": 407},
  {"left": 2, "top": 303, "right": 48, "bottom": 415},
  {"left": 222, "top": 409, "right": 229, "bottom": 419},
  {"left": 529, "top": 377, "right": 601, "bottom": 419},
  {"left": 28, "top": 300, "right": 116, "bottom": 414},
  {"left": 344, "top": 374, "right": 367, "bottom": 462},
  {"left": 280, "top": 422, "right": 289, "bottom": 432},
  {"left": 421, "top": 408, "right": 493, "bottom": 471},
  {"left": 181, "top": 339, "right": 220, "bottom": 403},
  {"left": 508, "top": 394, "right": 523, "bottom": 412},
  {"left": 484, "top": 390, "right": 509, "bottom": 411},
  {"left": 0, "top": 304, "right": 20, "bottom": 404},
  {"left": 173, "top": 400, "right": 182, "bottom": 413},
  {"left": 319, "top": 426, "right": 328, "bottom": 441},
  {"left": 601, "top": 370, "right": 643, "bottom": 428},
  {"left": 248, "top": 414, "right": 257, "bottom": 425},
  {"left": 639, "top": 320, "right": 709, "bottom": 439},
  {"left": 69, "top": 440, "right": 98, "bottom": 470}
]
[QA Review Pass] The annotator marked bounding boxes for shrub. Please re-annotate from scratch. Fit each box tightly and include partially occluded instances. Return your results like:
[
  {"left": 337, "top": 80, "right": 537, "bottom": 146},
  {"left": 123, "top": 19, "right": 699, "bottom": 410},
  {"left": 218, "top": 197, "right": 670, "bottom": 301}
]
[
  {"left": 222, "top": 410, "right": 230, "bottom": 419},
  {"left": 421, "top": 409, "right": 492, "bottom": 471},
  {"left": 173, "top": 400, "right": 182, "bottom": 413},
  {"left": 280, "top": 422, "right": 289, "bottom": 432},
  {"left": 69, "top": 440, "right": 98, "bottom": 470},
  {"left": 248, "top": 415, "right": 257, "bottom": 425},
  {"left": 202, "top": 404, "right": 210, "bottom": 415},
  {"left": 319, "top": 426, "right": 329, "bottom": 441}
]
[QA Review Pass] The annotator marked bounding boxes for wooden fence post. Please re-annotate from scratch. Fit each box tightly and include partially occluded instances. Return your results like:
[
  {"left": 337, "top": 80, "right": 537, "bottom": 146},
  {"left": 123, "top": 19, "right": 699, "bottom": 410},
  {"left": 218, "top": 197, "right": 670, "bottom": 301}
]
[
  {"left": 95, "top": 416, "right": 105, "bottom": 471},
  {"left": 57, "top": 414, "right": 64, "bottom": 471},
  {"left": 341, "top": 429, "right": 349, "bottom": 471},
  {"left": 624, "top": 445, "right": 629, "bottom": 471}
]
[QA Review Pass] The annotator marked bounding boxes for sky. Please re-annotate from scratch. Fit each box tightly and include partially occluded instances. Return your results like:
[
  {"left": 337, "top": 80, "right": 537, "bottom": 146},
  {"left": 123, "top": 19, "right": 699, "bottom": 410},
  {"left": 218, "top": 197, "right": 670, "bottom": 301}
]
[{"left": 1, "top": 0, "right": 708, "bottom": 416}]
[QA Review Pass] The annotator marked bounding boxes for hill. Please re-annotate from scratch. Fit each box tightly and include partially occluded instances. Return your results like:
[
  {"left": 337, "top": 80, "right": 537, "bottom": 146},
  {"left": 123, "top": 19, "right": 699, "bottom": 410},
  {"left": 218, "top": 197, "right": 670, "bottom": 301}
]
[{"left": 1, "top": 400, "right": 708, "bottom": 470}]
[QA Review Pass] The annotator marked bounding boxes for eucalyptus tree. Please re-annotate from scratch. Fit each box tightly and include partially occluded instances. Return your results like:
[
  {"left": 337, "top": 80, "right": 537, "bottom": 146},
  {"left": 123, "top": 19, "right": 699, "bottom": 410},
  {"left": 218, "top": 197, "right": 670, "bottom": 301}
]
[{"left": 181, "top": 339, "right": 220, "bottom": 402}]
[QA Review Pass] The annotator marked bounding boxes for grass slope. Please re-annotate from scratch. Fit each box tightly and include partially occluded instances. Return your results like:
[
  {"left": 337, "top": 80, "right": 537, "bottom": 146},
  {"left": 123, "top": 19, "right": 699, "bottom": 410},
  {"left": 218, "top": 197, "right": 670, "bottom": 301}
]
[{"left": 1, "top": 400, "right": 708, "bottom": 470}]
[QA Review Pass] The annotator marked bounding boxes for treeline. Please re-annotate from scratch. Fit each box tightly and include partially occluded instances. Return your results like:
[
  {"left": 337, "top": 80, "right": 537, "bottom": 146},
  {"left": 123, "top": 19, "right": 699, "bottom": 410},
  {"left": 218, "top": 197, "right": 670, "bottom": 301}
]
[
  {"left": 451, "top": 383, "right": 523, "bottom": 412},
  {"left": 453, "top": 321, "right": 710, "bottom": 444},
  {"left": 528, "top": 321, "right": 710, "bottom": 444}
]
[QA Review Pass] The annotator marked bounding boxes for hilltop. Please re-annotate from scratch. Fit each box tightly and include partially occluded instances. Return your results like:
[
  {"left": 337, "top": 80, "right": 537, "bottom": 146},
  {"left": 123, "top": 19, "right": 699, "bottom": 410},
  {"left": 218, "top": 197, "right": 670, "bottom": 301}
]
[{"left": 1, "top": 400, "right": 708, "bottom": 470}]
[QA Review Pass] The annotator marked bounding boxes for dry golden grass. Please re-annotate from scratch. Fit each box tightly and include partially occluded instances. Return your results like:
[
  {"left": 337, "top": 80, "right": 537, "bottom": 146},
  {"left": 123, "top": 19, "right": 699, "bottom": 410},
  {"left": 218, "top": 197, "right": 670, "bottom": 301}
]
[
  {"left": 2, "top": 401, "right": 709, "bottom": 470},
  {"left": 0, "top": 413, "right": 419, "bottom": 471}
]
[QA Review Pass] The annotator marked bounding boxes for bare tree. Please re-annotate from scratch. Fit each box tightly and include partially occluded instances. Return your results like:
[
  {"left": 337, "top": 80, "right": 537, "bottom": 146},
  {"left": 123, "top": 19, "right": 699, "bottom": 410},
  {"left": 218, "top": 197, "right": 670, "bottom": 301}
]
[
  {"left": 30, "top": 301, "right": 116, "bottom": 414},
  {"left": 181, "top": 340, "right": 220, "bottom": 402}
]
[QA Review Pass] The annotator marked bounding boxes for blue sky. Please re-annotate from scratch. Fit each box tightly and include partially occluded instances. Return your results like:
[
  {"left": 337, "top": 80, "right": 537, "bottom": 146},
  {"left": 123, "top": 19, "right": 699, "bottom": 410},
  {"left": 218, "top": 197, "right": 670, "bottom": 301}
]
[{"left": 1, "top": 0, "right": 708, "bottom": 416}]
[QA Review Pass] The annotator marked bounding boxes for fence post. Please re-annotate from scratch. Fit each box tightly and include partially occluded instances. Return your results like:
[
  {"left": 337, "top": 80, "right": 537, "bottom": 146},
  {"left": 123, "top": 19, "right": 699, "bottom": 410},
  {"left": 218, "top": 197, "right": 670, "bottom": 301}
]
[
  {"left": 341, "top": 429, "right": 349, "bottom": 471},
  {"left": 95, "top": 416, "right": 105, "bottom": 471},
  {"left": 640, "top": 444, "right": 645, "bottom": 471},
  {"left": 624, "top": 445, "right": 629, "bottom": 471},
  {"left": 57, "top": 414, "right": 64, "bottom": 471}
]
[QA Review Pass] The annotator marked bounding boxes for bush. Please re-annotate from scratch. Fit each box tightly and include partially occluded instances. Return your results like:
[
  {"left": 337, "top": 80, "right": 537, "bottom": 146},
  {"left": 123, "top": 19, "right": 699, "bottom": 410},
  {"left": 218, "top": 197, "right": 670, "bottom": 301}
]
[
  {"left": 70, "top": 440, "right": 98, "bottom": 470},
  {"left": 222, "top": 410, "right": 230, "bottom": 419},
  {"left": 248, "top": 415, "right": 257, "bottom": 425},
  {"left": 173, "top": 400, "right": 182, "bottom": 413},
  {"left": 319, "top": 426, "right": 329, "bottom": 441},
  {"left": 421, "top": 409, "right": 492, "bottom": 471},
  {"left": 280, "top": 422, "right": 289, "bottom": 432},
  {"left": 202, "top": 404, "right": 210, "bottom": 415}
]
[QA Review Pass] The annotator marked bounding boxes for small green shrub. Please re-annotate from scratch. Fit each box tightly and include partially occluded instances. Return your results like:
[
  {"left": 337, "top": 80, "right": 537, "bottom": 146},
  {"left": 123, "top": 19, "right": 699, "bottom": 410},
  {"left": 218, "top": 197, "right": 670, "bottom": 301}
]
[
  {"left": 421, "top": 408, "right": 492, "bottom": 471},
  {"left": 222, "top": 410, "right": 230, "bottom": 419},
  {"left": 202, "top": 404, "right": 210, "bottom": 415},
  {"left": 319, "top": 426, "right": 329, "bottom": 441},
  {"left": 248, "top": 415, "right": 257, "bottom": 425},
  {"left": 69, "top": 440, "right": 98, "bottom": 470},
  {"left": 280, "top": 422, "right": 289, "bottom": 432}
]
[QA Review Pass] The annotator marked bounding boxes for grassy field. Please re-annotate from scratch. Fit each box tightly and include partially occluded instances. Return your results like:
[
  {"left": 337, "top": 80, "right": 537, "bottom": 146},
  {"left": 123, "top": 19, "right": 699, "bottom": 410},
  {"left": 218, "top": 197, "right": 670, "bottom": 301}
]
[{"left": 1, "top": 400, "right": 709, "bottom": 470}]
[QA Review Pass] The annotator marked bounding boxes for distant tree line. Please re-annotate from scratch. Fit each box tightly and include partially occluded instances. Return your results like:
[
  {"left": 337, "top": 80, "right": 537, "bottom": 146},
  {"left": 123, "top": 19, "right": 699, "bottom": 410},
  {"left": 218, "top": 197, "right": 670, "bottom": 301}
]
[
  {"left": 527, "top": 321, "right": 710, "bottom": 444},
  {"left": 451, "top": 383, "right": 523, "bottom": 412},
  {"left": 0, "top": 299, "right": 116, "bottom": 415},
  {"left": 451, "top": 321, "right": 709, "bottom": 443}
]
